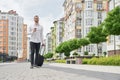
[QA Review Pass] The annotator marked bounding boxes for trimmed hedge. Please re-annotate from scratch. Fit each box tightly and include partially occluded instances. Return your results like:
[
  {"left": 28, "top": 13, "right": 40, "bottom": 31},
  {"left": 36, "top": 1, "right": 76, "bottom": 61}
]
[
  {"left": 82, "top": 55, "right": 120, "bottom": 66},
  {"left": 55, "top": 60, "right": 66, "bottom": 63}
]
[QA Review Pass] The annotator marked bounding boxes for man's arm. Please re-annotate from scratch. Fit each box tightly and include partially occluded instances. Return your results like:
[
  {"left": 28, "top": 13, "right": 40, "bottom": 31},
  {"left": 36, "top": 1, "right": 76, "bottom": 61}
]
[{"left": 27, "top": 26, "right": 36, "bottom": 35}]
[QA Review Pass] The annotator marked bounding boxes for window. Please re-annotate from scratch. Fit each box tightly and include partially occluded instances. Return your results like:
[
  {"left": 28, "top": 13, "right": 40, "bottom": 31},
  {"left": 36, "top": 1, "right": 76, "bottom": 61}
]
[
  {"left": 86, "top": 27, "right": 91, "bottom": 34},
  {"left": 0, "top": 31, "right": 3, "bottom": 34},
  {"left": 3, "top": 21, "right": 7, "bottom": 25},
  {"left": 86, "top": 46, "right": 91, "bottom": 52},
  {"left": 76, "top": 3, "right": 82, "bottom": 9},
  {"left": 0, "top": 41, "right": 2, "bottom": 44},
  {"left": 86, "top": 19, "right": 93, "bottom": 26},
  {"left": 3, "top": 47, "right": 6, "bottom": 50},
  {"left": 86, "top": 10, "right": 92, "bottom": 17},
  {"left": 98, "top": 46, "right": 102, "bottom": 54},
  {"left": 2, "top": 16, "right": 6, "bottom": 19},
  {"left": 0, "top": 36, "right": 3, "bottom": 38},
  {"left": 97, "top": 3, "right": 102, "bottom": 10},
  {"left": 10, "top": 32, "right": 16, "bottom": 36},
  {"left": 11, "top": 22, "right": 14, "bottom": 25},
  {"left": 77, "top": 12, "right": 81, "bottom": 18},
  {"left": 76, "top": 29, "right": 81, "bottom": 38},
  {"left": 98, "top": 12, "right": 102, "bottom": 19},
  {"left": 3, "top": 41, "right": 6, "bottom": 45},
  {"left": 3, "top": 31, "right": 6, "bottom": 35},
  {"left": 91, "top": 45, "right": 94, "bottom": 52},
  {"left": 78, "top": 48, "right": 81, "bottom": 52},
  {"left": 98, "top": 20, "right": 102, "bottom": 25},
  {"left": 86, "top": 1, "right": 92, "bottom": 8},
  {"left": 118, "top": 36, "right": 120, "bottom": 40},
  {"left": 0, "top": 47, "right": 2, "bottom": 50},
  {"left": 76, "top": 19, "right": 81, "bottom": 26}
]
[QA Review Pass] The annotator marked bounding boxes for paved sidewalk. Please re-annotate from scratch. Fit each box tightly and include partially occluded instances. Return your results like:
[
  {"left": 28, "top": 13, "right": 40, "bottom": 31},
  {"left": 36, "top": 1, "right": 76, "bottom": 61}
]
[
  {"left": 49, "top": 63, "right": 120, "bottom": 74},
  {"left": 0, "top": 62, "right": 105, "bottom": 80},
  {"left": 0, "top": 62, "right": 120, "bottom": 80}
]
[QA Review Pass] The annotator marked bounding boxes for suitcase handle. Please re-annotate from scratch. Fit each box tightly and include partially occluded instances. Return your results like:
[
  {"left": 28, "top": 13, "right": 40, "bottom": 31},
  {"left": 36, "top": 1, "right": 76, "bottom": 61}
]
[{"left": 39, "top": 45, "right": 45, "bottom": 55}]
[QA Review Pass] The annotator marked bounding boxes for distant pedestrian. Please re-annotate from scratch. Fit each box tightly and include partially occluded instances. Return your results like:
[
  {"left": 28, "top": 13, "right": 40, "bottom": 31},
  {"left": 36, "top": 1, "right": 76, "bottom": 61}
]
[{"left": 28, "top": 15, "right": 44, "bottom": 69}]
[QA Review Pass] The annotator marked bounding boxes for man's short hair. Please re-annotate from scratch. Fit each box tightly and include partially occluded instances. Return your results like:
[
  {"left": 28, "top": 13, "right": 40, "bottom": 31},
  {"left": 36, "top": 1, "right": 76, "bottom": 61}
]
[{"left": 34, "top": 15, "right": 39, "bottom": 18}]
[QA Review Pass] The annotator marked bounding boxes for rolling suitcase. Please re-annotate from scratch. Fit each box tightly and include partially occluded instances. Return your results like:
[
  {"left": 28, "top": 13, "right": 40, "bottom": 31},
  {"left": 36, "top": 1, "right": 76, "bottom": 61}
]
[
  {"left": 36, "top": 45, "right": 45, "bottom": 67},
  {"left": 37, "top": 54, "right": 44, "bottom": 66}
]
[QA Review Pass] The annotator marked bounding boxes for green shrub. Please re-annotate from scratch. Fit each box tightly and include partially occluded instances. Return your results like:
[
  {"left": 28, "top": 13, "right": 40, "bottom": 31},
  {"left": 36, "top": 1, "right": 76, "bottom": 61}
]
[
  {"left": 55, "top": 59, "right": 66, "bottom": 63},
  {"left": 103, "top": 52, "right": 107, "bottom": 56},
  {"left": 88, "top": 58, "right": 98, "bottom": 65},
  {"left": 44, "top": 53, "right": 53, "bottom": 59},
  {"left": 82, "top": 55, "right": 120, "bottom": 66},
  {"left": 82, "top": 58, "right": 88, "bottom": 64}
]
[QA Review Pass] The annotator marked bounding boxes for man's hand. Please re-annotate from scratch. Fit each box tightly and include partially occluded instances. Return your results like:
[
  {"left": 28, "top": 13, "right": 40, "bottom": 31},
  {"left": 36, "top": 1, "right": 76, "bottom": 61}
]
[
  {"left": 42, "top": 44, "right": 45, "bottom": 46},
  {"left": 33, "top": 28, "right": 37, "bottom": 32}
]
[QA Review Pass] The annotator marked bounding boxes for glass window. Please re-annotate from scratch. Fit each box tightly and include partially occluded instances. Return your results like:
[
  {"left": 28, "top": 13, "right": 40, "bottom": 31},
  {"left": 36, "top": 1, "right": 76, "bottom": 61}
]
[
  {"left": 76, "top": 3, "right": 82, "bottom": 9},
  {"left": 86, "top": 27, "right": 91, "bottom": 34},
  {"left": 76, "top": 29, "right": 81, "bottom": 38},
  {"left": 2, "top": 16, "right": 6, "bottom": 19},
  {"left": 118, "top": 36, "right": 120, "bottom": 40},
  {"left": 98, "top": 12, "right": 102, "bottom": 19},
  {"left": 77, "top": 12, "right": 81, "bottom": 18},
  {"left": 76, "top": 19, "right": 81, "bottom": 26},
  {"left": 86, "top": 19, "right": 93, "bottom": 26},
  {"left": 98, "top": 46, "right": 102, "bottom": 54},
  {"left": 97, "top": 3, "right": 102, "bottom": 10},
  {"left": 86, "top": 1, "right": 92, "bottom": 8},
  {"left": 98, "top": 20, "right": 102, "bottom": 25},
  {"left": 86, "top": 46, "right": 90, "bottom": 52},
  {"left": 86, "top": 10, "right": 92, "bottom": 17}
]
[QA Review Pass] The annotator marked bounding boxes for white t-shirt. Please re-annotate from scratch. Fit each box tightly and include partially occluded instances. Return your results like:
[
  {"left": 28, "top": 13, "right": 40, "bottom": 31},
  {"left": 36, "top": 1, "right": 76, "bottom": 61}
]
[{"left": 28, "top": 24, "right": 43, "bottom": 43}]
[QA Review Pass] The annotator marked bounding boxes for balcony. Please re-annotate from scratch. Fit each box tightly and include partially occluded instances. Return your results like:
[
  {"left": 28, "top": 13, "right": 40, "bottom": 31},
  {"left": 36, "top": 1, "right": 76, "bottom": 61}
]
[
  {"left": 75, "top": 7, "right": 82, "bottom": 12},
  {"left": 97, "top": 8, "right": 104, "bottom": 11},
  {"left": 76, "top": 16, "right": 82, "bottom": 20},
  {"left": 75, "top": 26, "right": 81, "bottom": 29},
  {"left": 81, "top": 0, "right": 85, "bottom": 3}
]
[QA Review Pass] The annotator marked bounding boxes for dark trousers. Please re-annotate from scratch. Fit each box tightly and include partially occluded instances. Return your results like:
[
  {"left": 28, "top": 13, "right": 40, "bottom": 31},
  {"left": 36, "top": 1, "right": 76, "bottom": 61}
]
[{"left": 30, "top": 42, "right": 41, "bottom": 66}]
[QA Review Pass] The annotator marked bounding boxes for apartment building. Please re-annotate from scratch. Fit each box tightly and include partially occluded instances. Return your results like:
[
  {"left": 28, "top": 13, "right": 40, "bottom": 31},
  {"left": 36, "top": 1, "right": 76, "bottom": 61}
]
[
  {"left": 63, "top": 0, "right": 109, "bottom": 56},
  {"left": 54, "top": 18, "right": 64, "bottom": 47},
  {"left": 46, "top": 33, "right": 52, "bottom": 54},
  {"left": 0, "top": 20, "right": 8, "bottom": 55},
  {"left": 0, "top": 10, "right": 26, "bottom": 58},
  {"left": 50, "top": 26, "right": 56, "bottom": 58}
]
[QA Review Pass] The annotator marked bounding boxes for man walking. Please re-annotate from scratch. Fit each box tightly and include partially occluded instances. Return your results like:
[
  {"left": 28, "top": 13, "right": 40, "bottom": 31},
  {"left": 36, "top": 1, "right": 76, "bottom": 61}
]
[{"left": 28, "top": 15, "right": 43, "bottom": 69}]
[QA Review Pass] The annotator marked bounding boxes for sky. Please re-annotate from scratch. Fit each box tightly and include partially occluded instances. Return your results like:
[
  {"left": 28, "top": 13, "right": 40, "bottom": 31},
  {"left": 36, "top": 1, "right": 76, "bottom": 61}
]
[{"left": 0, "top": 0, "right": 65, "bottom": 38}]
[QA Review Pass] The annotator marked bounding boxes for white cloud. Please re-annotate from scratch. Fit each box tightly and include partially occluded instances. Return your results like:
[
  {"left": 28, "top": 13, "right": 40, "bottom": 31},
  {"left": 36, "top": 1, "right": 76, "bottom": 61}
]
[{"left": 0, "top": 0, "right": 64, "bottom": 39}]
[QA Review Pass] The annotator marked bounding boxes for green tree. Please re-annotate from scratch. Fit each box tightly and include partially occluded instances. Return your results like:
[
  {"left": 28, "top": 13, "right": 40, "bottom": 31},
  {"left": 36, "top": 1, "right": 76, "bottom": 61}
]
[
  {"left": 78, "top": 38, "right": 90, "bottom": 54},
  {"left": 61, "top": 41, "right": 71, "bottom": 58},
  {"left": 87, "top": 26, "right": 107, "bottom": 56},
  {"left": 55, "top": 39, "right": 81, "bottom": 58},
  {"left": 68, "top": 39, "right": 80, "bottom": 51},
  {"left": 104, "top": 6, "right": 120, "bottom": 55}
]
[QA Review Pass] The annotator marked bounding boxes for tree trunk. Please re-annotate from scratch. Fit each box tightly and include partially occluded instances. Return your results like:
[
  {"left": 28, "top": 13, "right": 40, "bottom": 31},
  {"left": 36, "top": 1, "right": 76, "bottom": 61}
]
[
  {"left": 83, "top": 46, "right": 85, "bottom": 55},
  {"left": 97, "top": 44, "right": 99, "bottom": 56},
  {"left": 114, "top": 35, "right": 116, "bottom": 55}
]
